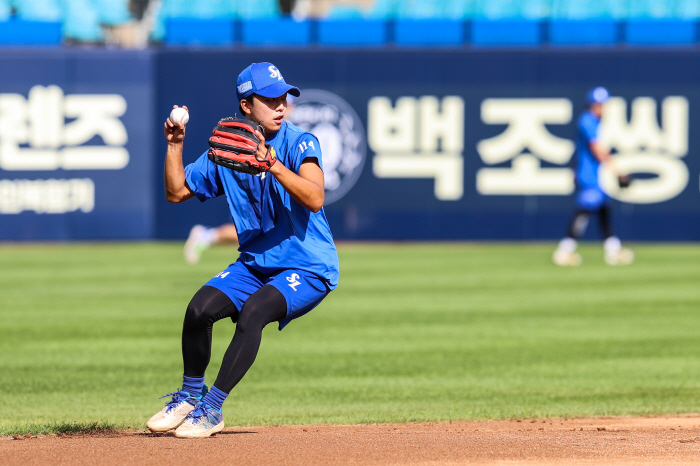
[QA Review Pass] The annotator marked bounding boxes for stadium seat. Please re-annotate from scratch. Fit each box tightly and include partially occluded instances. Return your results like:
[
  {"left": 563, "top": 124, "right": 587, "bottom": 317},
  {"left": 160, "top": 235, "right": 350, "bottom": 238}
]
[
  {"left": 0, "top": 18, "right": 62, "bottom": 44},
  {"left": 626, "top": 0, "right": 700, "bottom": 20},
  {"left": 62, "top": 0, "right": 103, "bottom": 42},
  {"left": 12, "top": 0, "right": 63, "bottom": 21},
  {"left": 318, "top": 19, "right": 386, "bottom": 46},
  {"left": 625, "top": 20, "right": 696, "bottom": 46},
  {"left": 674, "top": 0, "right": 700, "bottom": 19},
  {"left": 165, "top": 18, "right": 234, "bottom": 46},
  {"left": 471, "top": 0, "right": 545, "bottom": 46},
  {"left": 154, "top": 0, "right": 236, "bottom": 43},
  {"left": 0, "top": 0, "right": 10, "bottom": 21},
  {"left": 394, "top": 19, "right": 463, "bottom": 46},
  {"left": 189, "top": 0, "right": 237, "bottom": 19},
  {"left": 150, "top": 8, "right": 165, "bottom": 41},
  {"left": 236, "top": 0, "right": 280, "bottom": 20},
  {"left": 367, "top": 0, "right": 400, "bottom": 19},
  {"left": 93, "top": 0, "right": 132, "bottom": 26},
  {"left": 628, "top": 0, "right": 677, "bottom": 19},
  {"left": 159, "top": 0, "right": 193, "bottom": 19},
  {"left": 397, "top": 0, "right": 447, "bottom": 19},
  {"left": 444, "top": 0, "right": 476, "bottom": 20},
  {"left": 549, "top": 0, "right": 627, "bottom": 20},
  {"left": 241, "top": 18, "right": 309, "bottom": 46},
  {"left": 326, "top": 5, "right": 367, "bottom": 19},
  {"left": 150, "top": 0, "right": 189, "bottom": 42},
  {"left": 475, "top": 0, "right": 549, "bottom": 20}
]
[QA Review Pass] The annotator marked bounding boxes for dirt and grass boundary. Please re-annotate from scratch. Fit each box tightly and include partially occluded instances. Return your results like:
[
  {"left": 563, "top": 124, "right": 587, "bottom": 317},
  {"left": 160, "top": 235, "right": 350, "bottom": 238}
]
[{"left": 4, "top": 415, "right": 700, "bottom": 465}]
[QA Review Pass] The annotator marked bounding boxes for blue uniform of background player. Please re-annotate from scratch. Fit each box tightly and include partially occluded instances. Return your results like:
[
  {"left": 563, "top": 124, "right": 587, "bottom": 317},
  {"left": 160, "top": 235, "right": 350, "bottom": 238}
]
[
  {"left": 553, "top": 87, "right": 634, "bottom": 267},
  {"left": 148, "top": 62, "right": 339, "bottom": 438}
]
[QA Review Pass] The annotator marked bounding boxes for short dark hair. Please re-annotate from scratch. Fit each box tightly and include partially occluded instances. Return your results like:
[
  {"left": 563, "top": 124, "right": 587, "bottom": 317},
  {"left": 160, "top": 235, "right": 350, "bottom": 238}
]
[{"left": 239, "top": 94, "right": 257, "bottom": 117}]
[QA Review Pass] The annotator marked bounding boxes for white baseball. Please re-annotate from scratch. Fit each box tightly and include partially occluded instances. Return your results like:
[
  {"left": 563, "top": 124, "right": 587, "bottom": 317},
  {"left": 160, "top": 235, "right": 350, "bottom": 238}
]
[{"left": 170, "top": 107, "right": 189, "bottom": 125}]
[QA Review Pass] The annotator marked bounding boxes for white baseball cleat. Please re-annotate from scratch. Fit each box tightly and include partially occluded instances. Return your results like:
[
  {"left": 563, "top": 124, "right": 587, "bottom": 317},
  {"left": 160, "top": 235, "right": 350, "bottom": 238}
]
[
  {"left": 552, "top": 250, "right": 582, "bottom": 267},
  {"left": 174, "top": 402, "right": 225, "bottom": 439},
  {"left": 605, "top": 248, "right": 634, "bottom": 266},
  {"left": 146, "top": 389, "right": 205, "bottom": 432}
]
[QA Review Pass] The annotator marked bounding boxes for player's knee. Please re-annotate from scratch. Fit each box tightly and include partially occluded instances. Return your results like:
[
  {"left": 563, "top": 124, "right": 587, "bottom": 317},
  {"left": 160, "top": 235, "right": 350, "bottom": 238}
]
[
  {"left": 184, "top": 301, "right": 217, "bottom": 327},
  {"left": 235, "top": 306, "right": 263, "bottom": 334},
  {"left": 184, "top": 286, "right": 236, "bottom": 327},
  {"left": 235, "top": 286, "right": 287, "bottom": 333},
  {"left": 184, "top": 291, "right": 225, "bottom": 326},
  {"left": 236, "top": 301, "right": 277, "bottom": 334}
]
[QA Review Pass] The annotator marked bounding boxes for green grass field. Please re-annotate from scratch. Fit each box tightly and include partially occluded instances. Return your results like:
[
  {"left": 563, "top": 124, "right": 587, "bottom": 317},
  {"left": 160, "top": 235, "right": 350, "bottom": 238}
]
[{"left": 1, "top": 242, "right": 700, "bottom": 435}]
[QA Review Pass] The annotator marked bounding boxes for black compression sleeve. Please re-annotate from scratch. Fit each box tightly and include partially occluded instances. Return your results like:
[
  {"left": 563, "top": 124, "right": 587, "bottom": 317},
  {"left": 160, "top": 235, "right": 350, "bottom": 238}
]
[
  {"left": 566, "top": 210, "right": 591, "bottom": 239},
  {"left": 181, "top": 286, "right": 238, "bottom": 377},
  {"left": 213, "top": 285, "right": 287, "bottom": 393},
  {"left": 598, "top": 205, "right": 614, "bottom": 239}
]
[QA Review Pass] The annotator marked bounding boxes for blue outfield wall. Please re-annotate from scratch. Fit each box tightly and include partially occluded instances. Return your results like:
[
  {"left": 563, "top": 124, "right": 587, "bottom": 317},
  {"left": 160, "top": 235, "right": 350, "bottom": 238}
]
[
  {"left": 1, "top": 48, "right": 700, "bottom": 241},
  {"left": 0, "top": 49, "right": 155, "bottom": 240}
]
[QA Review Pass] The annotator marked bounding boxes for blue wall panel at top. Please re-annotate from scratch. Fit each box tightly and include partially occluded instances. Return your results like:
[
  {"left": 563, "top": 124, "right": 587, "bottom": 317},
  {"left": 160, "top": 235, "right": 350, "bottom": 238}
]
[
  {"left": 155, "top": 49, "right": 700, "bottom": 241},
  {"left": 625, "top": 20, "right": 696, "bottom": 46}
]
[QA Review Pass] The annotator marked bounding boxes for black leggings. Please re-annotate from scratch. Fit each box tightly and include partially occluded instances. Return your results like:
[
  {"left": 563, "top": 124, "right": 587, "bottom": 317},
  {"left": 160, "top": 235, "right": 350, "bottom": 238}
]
[
  {"left": 566, "top": 205, "right": 613, "bottom": 239},
  {"left": 182, "top": 285, "right": 287, "bottom": 393}
]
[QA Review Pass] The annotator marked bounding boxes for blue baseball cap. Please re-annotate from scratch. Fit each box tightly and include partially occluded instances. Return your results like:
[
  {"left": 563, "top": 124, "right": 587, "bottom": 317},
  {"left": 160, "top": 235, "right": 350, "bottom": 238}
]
[
  {"left": 236, "top": 62, "right": 300, "bottom": 102},
  {"left": 585, "top": 86, "right": 610, "bottom": 105}
]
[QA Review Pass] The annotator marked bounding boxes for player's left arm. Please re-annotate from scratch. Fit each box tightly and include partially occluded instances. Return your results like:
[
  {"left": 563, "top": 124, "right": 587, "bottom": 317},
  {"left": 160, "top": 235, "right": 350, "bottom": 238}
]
[
  {"left": 585, "top": 114, "right": 628, "bottom": 184},
  {"left": 590, "top": 141, "right": 632, "bottom": 187},
  {"left": 269, "top": 158, "right": 324, "bottom": 212},
  {"left": 254, "top": 129, "right": 324, "bottom": 212},
  {"left": 589, "top": 141, "right": 625, "bottom": 178}
]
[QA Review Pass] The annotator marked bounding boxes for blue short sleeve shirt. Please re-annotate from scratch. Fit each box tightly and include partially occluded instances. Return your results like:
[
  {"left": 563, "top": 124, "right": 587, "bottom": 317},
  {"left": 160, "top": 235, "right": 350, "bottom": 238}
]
[
  {"left": 574, "top": 110, "right": 602, "bottom": 189},
  {"left": 184, "top": 121, "right": 339, "bottom": 289}
]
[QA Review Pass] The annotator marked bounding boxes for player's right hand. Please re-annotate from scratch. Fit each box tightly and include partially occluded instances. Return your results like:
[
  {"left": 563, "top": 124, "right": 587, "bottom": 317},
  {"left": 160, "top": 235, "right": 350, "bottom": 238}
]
[
  {"left": 618, "top": 174, "right": 632, "bottom": 189},
  {"left": 164, "top": 105, "right": 188, "bottom": 144}
]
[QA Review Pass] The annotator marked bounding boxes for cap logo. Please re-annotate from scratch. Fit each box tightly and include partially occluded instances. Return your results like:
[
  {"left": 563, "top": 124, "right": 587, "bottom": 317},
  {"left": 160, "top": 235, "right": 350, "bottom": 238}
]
[
  {"left": 238, "top": 81, "right": 253, "bottom": 94},
  {"left": 268, "top": 65, "right": 283, "bottom": 81}
]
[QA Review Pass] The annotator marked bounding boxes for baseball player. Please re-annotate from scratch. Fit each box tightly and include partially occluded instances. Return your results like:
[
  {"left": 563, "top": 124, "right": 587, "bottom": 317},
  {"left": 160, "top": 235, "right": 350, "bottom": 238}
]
[
  {"left": 553, "top": 86, "right": 634, "bottom": 267},
  {"left": 147, "top": 62, "right": 339, "bottom": 438}
]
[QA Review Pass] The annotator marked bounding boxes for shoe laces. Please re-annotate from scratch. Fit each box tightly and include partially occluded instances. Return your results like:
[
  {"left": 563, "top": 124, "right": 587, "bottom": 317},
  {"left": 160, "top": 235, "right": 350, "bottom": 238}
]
[
  {"left": 160, "top": 390, "right": 191, "bottom": 414},
  {"left": 186, "top": 402, "right": 214, "bottom": 425}
]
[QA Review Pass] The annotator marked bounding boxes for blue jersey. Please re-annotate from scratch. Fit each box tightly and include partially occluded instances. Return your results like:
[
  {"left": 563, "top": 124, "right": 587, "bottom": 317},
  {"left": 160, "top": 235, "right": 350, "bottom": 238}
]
[
  {"left": 574, "top": 110, "right": 602, "bottom": 189},
  {"left": 184, "top": 121, "right": 339, "bottom": 289}
]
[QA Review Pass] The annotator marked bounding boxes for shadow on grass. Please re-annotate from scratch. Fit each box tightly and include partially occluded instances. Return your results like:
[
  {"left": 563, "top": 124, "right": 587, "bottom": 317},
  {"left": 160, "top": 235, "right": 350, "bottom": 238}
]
[{"left": 1, "top": 421, "right": 120, "bottom": 436}]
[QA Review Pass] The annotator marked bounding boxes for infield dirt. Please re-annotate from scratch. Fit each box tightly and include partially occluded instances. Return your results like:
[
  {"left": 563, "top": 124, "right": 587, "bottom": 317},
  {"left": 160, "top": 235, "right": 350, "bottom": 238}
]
[{"left": 3, "top": 415, "right": 700, "bottom": 465}]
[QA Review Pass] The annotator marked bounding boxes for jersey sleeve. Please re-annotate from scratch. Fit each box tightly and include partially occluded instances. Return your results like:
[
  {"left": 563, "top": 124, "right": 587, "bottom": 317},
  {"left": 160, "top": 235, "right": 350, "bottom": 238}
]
[
  {"left": 289, "top": 133, "right": 323, "bottom": 173},
  {"left": 578, "top": 114, "right": 599, "bottom": 144},
  {"left": 184, "top": 150, "right": 224, "bottom": 202}
]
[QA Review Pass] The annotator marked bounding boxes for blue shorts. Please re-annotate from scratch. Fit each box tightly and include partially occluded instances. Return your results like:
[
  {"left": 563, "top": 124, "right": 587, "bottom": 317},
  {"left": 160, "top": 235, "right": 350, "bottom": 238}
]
[
  {"left": 204, "top": 261, "right": 331, "bottom": 330},
  {"left": 576, "top": 186, "right": 607, "bottom": 210}
]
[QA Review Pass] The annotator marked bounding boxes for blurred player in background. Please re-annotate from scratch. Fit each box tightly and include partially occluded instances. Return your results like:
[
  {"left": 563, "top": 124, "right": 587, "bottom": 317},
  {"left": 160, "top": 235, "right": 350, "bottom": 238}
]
[
  {"left": 183, "top": 223, "right": 238, "bottom": 265},
  {"left": 553, "top": 87, "right": 634, "bottom": 267},
  {"left": 148, "top": 63, "right": 338, "bottom": 438},
  {"left": 183, "top": 94, "right": 297, "bottom": 265}
]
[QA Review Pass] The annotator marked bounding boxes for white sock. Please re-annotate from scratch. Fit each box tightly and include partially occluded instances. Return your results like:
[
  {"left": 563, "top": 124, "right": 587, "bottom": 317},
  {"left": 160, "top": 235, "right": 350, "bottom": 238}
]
[
  {"left": 557, "top": 237, "right": 577, "bottom": 254},
  {"left": 604, "top": 236, "right": 621, "bottom": 256}
]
